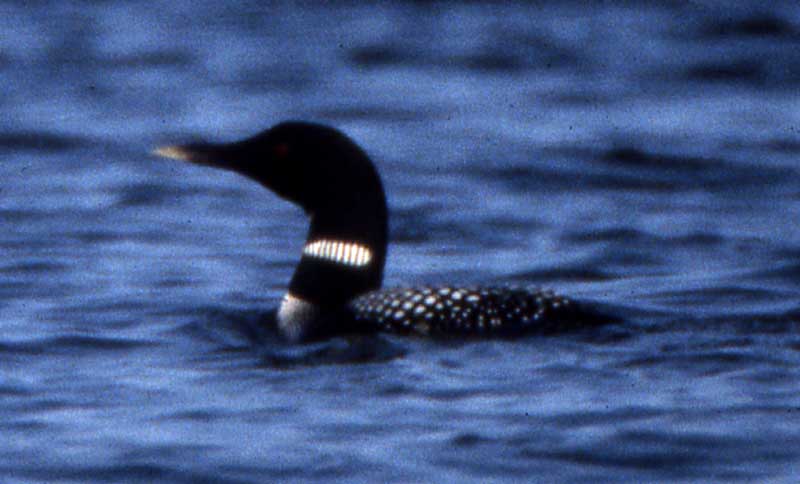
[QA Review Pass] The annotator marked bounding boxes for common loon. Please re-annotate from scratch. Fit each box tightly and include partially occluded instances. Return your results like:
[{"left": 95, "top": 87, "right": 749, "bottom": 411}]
[{"left": 155, "top": 121, "right": 605, "bottom": 342}]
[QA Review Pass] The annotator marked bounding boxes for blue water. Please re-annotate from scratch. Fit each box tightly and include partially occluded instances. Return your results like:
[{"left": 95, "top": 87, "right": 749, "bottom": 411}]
[{"left": 3, "top": 1, "right": 800, "bottom": 482}]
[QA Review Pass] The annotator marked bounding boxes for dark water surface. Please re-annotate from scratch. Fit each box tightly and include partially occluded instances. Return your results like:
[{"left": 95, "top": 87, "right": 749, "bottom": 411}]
[{"left": 3, "top": 1, "right": 800, "bottom": 482}]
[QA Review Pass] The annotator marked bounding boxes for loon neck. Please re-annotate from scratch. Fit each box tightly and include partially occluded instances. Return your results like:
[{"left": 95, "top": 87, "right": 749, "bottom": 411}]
[{"left": 287, "top": 193, "right": 388, "bottom": 309}]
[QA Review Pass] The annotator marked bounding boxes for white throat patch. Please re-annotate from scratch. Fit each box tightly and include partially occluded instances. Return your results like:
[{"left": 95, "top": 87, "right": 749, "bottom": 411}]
[
  {"left": 277, "top": 293, "right": 319, "bottom": 342},
  {"left": 302, "top": 239, "right": 373, "bottom": 267}
]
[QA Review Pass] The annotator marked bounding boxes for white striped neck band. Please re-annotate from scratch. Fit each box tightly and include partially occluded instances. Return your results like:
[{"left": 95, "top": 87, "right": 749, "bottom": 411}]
[{"left": 302, "top": 239, "right": 373, "bottom": 267}]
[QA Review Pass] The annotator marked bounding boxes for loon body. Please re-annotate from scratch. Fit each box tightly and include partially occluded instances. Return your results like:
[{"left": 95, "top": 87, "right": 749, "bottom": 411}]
[{"left": 155, "top": 122, "right": 601, "bottom": 342}]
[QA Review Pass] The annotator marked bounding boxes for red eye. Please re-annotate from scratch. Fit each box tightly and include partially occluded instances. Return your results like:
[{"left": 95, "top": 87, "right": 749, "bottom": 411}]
[{"left": 273, "top": 143, "right": 290, "bottom": 158}]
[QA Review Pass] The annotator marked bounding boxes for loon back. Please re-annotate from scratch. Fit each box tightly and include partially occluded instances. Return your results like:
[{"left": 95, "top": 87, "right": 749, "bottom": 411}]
[
  {"left": 349, "top": 286, "right": 587, "bottom": 338},
  {"left": 155, "top": 122, "right": 605, "bottom": 342}
]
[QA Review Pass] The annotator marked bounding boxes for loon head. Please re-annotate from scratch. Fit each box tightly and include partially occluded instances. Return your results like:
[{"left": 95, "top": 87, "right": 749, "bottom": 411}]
[
  {"left": 154, "top": 122, "right": 381, "bottom": 213},
  {"left": 155, "top": 121, "right": 389, "bottom": 341}
]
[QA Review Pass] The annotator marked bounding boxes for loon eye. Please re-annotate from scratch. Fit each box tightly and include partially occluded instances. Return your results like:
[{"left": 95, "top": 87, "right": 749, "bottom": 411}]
[{"left": 273, "top": 142, "right": 290, "bottom": 159}]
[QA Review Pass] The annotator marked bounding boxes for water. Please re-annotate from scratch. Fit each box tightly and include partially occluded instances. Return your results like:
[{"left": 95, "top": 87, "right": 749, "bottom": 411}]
[{"left": 3, "top": 1, "right": 800, "bottom": 482}]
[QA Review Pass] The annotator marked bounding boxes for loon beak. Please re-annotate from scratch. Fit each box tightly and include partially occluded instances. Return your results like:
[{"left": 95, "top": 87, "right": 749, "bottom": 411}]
[
  {"left": 152, "top": 145, "right": 194, "bottom": 162},
  {"left": 152, "top": 142, "right": 234, "bottom": 170}
]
